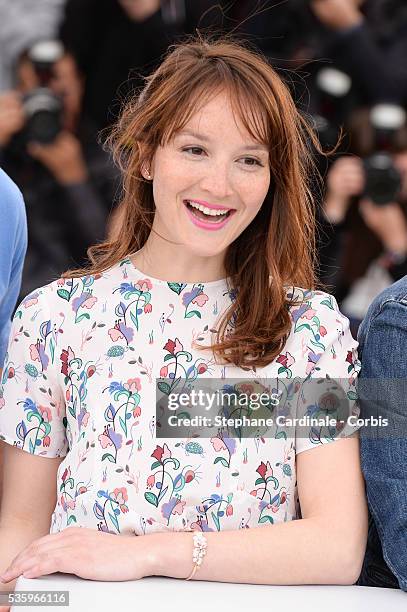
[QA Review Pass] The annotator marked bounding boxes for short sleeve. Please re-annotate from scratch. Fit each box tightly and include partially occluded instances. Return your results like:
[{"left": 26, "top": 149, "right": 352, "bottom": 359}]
[
  {"left": 294, "top": 292, "right": 361, "bottom": 455},
  {"left": 0, "top": 287, "right": 68, "bottom": 458}
]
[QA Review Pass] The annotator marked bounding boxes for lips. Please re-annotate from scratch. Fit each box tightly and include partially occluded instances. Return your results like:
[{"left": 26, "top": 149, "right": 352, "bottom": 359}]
[
  {"left": 183, "top": 199, "right": 236, "bottom": 231},
  {"left": 183, "top": 199, "right": 235, "bottom": 213}
]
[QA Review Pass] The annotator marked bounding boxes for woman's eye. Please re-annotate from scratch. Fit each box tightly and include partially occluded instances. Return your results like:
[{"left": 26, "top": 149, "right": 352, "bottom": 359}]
[
  {"left": 183, "top": 147, "right": 205, "bottom": 156},
  {"left": 241, "top": 157, "right": 263, "bottom": 167}
]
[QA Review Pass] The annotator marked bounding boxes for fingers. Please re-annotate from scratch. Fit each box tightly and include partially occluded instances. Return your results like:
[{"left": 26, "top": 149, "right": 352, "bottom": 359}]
[{"left": 0, "top": 531, "right": 71, "bottom": 582}]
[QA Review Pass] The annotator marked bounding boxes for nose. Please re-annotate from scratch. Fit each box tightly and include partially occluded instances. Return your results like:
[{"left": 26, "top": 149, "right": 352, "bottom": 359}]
[{"left": 198, "top": 159, "right": 235, "bottom": 201}]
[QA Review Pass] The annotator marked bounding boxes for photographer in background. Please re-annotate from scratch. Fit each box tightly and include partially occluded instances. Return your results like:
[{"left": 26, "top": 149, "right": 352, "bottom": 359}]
[
  {"left": 0, "top": 41, "right": 118, "bottom": 299},
  {"left": 319, "top": 105, "right": 407, "bottom": 335},
  {"left": 309, "top": 0, "right": 407, "bottom": 105},
  {"left": 60, "top": 0, "right": 225, "bottom": 129}
]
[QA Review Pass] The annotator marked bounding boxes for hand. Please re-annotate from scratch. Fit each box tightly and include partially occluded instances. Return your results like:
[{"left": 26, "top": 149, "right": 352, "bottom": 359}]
[
  {"left": 27, "top": 131, "right": 88, "bottom": 185},
  {"left": 310, "top": 0, "right": 364, "bottom": 31},
  {"left": 359, "top": 198, "right": 407, "bottom": 254},
  {"left": 118, "top": 0, "right": 160, "bottom": 22},
  {"left": 323, "top": 156, "right": 365, "bottom": 223},
  {"left": 0, "top": 527, "right": 153, "bottom": 583},
  {"left": 0, "top": 92, "right": 25, "bottom": 147}
]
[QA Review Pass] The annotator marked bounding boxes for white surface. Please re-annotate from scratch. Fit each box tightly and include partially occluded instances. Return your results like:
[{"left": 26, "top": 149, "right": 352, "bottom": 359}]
[{"left": 11, "top": 574, "right": 406, "bottom": 612}]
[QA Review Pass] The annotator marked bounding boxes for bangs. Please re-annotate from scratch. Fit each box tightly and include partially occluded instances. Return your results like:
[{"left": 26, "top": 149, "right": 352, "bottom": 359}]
[{"left": 159, "top": 65, "right": 270, "bottom": 150}]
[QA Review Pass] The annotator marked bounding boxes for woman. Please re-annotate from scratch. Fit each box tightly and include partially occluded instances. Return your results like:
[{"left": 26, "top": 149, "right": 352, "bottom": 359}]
[{"left": 0, "top": 38, "right": 367, "bottom": 590}]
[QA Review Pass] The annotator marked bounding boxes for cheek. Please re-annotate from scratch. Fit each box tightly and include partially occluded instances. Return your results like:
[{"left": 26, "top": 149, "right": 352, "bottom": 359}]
[{"left": 239, "top": 173, "right": 271, "bottom": 212}]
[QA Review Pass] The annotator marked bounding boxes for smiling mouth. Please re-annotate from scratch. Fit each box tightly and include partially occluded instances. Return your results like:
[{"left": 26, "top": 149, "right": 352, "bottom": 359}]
[{"left": 183, "top": 200, "right": 234, "bottom": 223}]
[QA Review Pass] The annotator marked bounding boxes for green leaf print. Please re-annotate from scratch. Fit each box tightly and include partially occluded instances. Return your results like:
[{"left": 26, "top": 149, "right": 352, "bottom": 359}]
[
  {"left": 283, "top": 464, "right": 292, "bottom": 476},
  {"left": 157, "top": 381, "right": 171, "bottom": 395},
  {"left": 275, "top": 431, "right": 287, "bottom": 440},
  {"left": 57, "top": 289, "right": 71, "bottom": 301},
  {"left": 102, "top": 453, "right": 116, "bottom": 462},
  {"left": 211, "top": 511, "right": 221, "bottom": 531},
  {"left": 185, "top": 310, "right": 202, "bottom": 319},
  {"left": 145, "top": 492, "right": 159, "bottom": 507},
  {"left": 294, "top": 323, "right": 311, "bottom": 333},
  {"left": 76, "top": 313, "right": 91, "bottom": 323},
  {"left": 108, "top": 511, "right": 120, "bottom": 533},
  {"left": 259, "top": 515, "right": 274, "bottom": 524},
  {"left": 320, "top": 298, "right": 334, "bottom": 310},
  {"left": 168, "top": 283, "right": 186, "bottom": 295},
  {"left": 214, "top": 457, "right": 229, "bottom": 468},
  {"left": 67, "top": 515, "right": 77, "bottom": 525}
]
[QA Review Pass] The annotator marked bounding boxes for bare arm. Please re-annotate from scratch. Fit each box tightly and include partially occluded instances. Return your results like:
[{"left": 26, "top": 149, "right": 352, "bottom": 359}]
[
  {"left": 147, "top": 436, "right": 368, "bottom": 585},
  {"left": 0, "top": 443, "right": 63, "bottom": 598}
]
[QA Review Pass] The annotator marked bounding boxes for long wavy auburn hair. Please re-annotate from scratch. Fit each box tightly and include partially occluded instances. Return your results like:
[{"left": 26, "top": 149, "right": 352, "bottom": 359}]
[{"left": 64, "top": 36, "right": 326, "bottom": 369}]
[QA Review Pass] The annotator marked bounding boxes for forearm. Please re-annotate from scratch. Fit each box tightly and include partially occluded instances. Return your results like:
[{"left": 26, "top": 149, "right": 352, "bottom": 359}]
[{"left": 146, "top": 517, "right": 364, "bottom": 585}]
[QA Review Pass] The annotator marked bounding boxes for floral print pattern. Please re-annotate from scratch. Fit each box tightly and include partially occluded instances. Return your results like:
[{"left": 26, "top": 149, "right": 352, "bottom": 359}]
[{"left": 0, "top": 258, "right": 360, "bottom": 535}]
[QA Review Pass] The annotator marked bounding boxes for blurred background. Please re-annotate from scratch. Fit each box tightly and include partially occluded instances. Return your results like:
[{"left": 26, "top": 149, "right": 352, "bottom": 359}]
[{"left": 1, "top": 0, "right": 407, "bottom": 336}]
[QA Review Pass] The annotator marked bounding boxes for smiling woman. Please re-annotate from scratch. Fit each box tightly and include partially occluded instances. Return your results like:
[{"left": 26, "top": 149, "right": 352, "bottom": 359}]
[{"left": 0, "top": 37, "right": 367, "bottom": 596}]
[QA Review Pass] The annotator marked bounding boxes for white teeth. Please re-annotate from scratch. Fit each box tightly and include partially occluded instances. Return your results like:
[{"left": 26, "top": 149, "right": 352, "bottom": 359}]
[{"left": 186, "top": 201, "right": 229, "bottom": 216}]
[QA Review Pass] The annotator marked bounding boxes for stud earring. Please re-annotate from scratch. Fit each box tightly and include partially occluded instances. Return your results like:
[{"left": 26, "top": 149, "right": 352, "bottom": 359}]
[{"left": 142, "top": 166, "right": 152, "bottom": 181}]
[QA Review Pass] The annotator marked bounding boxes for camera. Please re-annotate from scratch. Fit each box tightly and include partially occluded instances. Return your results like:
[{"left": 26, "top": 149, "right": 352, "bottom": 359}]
[
  {"left": 362, "top": 105, "right": 405, "bottom": 205},
  {"left": 21, "top": 40, "right": 64, "bottom": 144}
]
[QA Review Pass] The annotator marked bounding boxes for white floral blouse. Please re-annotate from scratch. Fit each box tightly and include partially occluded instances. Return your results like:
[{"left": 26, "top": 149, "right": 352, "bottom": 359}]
[{"left": 0, "top": 257, "right": 360, "bottom": 535}]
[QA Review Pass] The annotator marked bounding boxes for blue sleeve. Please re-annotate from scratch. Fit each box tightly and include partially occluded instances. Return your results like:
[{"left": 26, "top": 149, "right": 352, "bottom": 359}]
[
  {"left": 0, "top": 168, "right": 28, "bottom": 369},
  {"left": 357, "top": 299, "right": 407, "bottom": 591}
]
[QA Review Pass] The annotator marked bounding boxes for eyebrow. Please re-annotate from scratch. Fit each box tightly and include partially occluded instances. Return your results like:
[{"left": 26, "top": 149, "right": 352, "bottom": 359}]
[{"left": 176, "top": 130, "right": 269, "bottom": 153}]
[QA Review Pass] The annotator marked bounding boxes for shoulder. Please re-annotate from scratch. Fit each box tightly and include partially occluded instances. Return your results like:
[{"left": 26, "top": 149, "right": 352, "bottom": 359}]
[
  {"left": 358, "top": 276, "right": 407, "bottom": 349},
  {"left": 0, "top": 168, "right": 25, "bottom": 225},
  {"left": 286, "top": 286, "right": 345, "bottom": 324},
  {"left": 361, "top": 275, "right": 407, "bottom": 320}
]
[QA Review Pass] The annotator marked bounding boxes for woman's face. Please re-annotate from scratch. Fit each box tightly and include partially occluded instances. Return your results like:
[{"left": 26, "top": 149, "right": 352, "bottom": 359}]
[{"left": 148, "top": 91, "right": 271, "bottom": 259}]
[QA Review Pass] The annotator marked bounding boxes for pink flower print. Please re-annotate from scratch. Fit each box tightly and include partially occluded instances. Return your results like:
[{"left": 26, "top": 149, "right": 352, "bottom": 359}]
[
  {"left": 144, "top": 303, "right": 152, "bottom": 313},
  {"left": 151, "top": 443, "right": 172, "bottom": 462},
  {"left": 319, "top": 326, "right": 327, "bottom": 337},
  {"left": 256, "top": 461, "right": 273, "bottom": 480},
  {"left": 108, "top": 321, "right": 134, "bottom": 344},
  {"left": 160, "top": 365, "right": 169, "bottom": 378},
  {"left": 302, "top": 308, "right": 316, "bottom": 320},
  {"left": 146, "top": 474, "right": 155, "bottom": 489},
  {"left": 72, "top": 292, "right": 97, "bottom": 314},
  {"left": 82, "top": 296, "right": 97, "bottom": 309},
  {"left": 276, "top": 351, "right": 295, "bottom": 368},
  {"left": 113, "top": 487, "right": 129, "bottom": 513},
  {"left": 38, "top": 405, "right": 52, "bottom": 423},
  {"left": 22, "top": 292, "right": 39, "bottom": 308},
  {"left": 210, "top": 436, "right": 227, "bottom": 452},
  {"left": 133, "top": 405, "right": 141, "bottom": 418},
  {"left": 43, "top": 435, "right": 51, "bottom": 447},
  {"left": 29, "top": 343, "right": 41, "bottom": 363},
  {"left": 172, "top": 500, "right": 186, "bottom": 515},
  {"left": 135, "top": 278, "right": 153, "bottom": 292},
  {"left": 163, "top": 338, "right": 183, "bottom": 355},
  {"left": 192, "top": 293, "right": 209, "bottom": 307},
  {"left": 57, "top": 278, "right": 65, "bottom": 286},
  {"left": 98, "top": 426, "right": 114, "bottom": 449},
  {"left": 108, "top": 328, "right": 123, "bottom": 342},
  {"left": 67, "top": 499, "right": 76, "bottom": 510},
  {"left": 161, "top": 497, "right": 185, "bottom": 520},
  {"left": 124, "top": 378, "right": 141, "bottom": 393},
  {"left": 62, "top": 467, "right": 71, "bottom": 482},
  {"left": 78, "top": 406, "right": 90, "bottom": 429},
  {"left": 226, "top": 504, "right": 233, "bottom": 517},
  {"left": 197, "top": 363, "right": 207, "bottom": 374}
]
